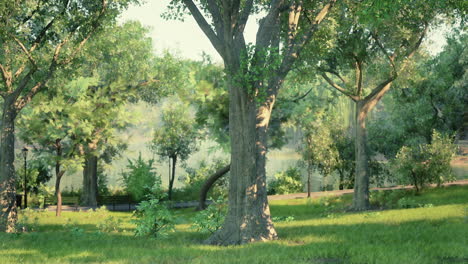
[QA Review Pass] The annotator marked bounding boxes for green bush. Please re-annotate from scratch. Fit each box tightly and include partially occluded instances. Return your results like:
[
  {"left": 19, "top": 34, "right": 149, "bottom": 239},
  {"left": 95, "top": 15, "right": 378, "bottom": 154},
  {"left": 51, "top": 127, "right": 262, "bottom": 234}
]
[
  {"left": 267, "top": 167, "right": 303, "bottom": 195},
  {"left": 391, "top": 130, "right": 457, "bottom": 193},
  {"left": 191, "top": 197, "right": 227, "bottom": 234},
  {"left": 132, "top": 184, "right": 175, "bottom": 238},
  {"left": 121, "top": 153, "right": 158, "bottom": 201},
  {"left": 173, "top": 160, "right": 228, "bottom": 202}
]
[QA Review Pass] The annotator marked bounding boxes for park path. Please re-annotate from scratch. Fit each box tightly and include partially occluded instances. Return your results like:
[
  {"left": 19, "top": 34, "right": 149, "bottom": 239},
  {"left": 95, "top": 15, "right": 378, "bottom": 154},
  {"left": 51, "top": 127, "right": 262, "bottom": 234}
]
[
  {"left": 267, "top": 179, "right": 468, "bottom": 201},
  {"left": 44, "top": 179, "right": 468, "bottom": 211}
]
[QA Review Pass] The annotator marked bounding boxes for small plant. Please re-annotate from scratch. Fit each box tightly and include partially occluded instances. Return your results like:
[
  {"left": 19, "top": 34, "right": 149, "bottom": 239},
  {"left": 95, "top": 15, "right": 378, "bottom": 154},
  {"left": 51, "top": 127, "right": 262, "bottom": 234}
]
[
  {"left": 96, "top": 216, "right": 123, "bottom": 233},
  {"left": 397, "top": 197, "right": 418, "bottom": 209},
  {"left": 121, "top": 153, "right": 158, "bottom": 201},
  {"left": 191, "top": 197, "right": 227, "bottom": 233},
  {"left": 15, "top": 208, "right": 40, "bottom": 233},
  {"left": 272, "top": 216, "right": 295, "bottom": 222},
  {"left": 267, "top": 167, "right": 303, "bottom": 195},
  {"left": 132, "top": 183, "right": 175, "bottom": 238}
]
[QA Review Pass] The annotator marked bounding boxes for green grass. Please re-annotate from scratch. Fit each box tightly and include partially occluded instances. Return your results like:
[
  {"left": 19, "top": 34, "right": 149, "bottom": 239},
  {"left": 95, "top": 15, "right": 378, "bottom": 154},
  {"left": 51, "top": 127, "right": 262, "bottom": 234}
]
[{"left": 1, "top": 185, "right": 467, "bottom": 264}]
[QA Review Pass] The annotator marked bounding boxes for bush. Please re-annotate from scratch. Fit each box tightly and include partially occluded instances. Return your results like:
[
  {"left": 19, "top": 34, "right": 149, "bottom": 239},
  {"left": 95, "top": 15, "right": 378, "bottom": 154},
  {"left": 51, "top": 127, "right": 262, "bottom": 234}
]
[
  {"left": 121, "top": 153, "right": 158, "bottom": 201},
  {"left": 391, "top": 130, "right": 457, "bottom": 193},
  {"left": 132, "top": 183, "right": 175, "bottom": 238},
  {"left": 267, "top": 167, "right": 303, "bottom": 195},
  {"left": 173, "top": 160, "right": 228, "bottom": 202},
  {"left": 191, "top": 197, "right": 227, "bottom": 234}
]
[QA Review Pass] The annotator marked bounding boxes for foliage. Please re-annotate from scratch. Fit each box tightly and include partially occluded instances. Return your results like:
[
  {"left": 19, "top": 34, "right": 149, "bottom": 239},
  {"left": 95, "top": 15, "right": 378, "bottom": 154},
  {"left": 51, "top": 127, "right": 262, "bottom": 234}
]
[
  {"left": 391, "top": 130, "right": 457, "bottom": 192},
  {"left": 369, "top": 31, "right": 467, "bottom": 158},
  {"left": 174, "top": 159, "right": 229, "bottom": 202},
  {"left": 96, "top": 216, "right": 123, "bottom": 233},
  {"left": 120, "top": 153, "right": 158, "bottom": 201},
  {"left": 267, "top": 167, "right": 303, "bottom": 195},
  {"left": 3, "top": 185, "right": 467, "bottom": 263},
  {"left": 191, "top": 197, "right": 227, "bottom": 234},
  {"left": 14, "top": 208, "right": 41, "bottom": 233},
  {"left": 132, "top": 185, "right": 175, "bottom": 238},
  {"left": 150, "top": 103, "right": 199, "bottom": 162}
]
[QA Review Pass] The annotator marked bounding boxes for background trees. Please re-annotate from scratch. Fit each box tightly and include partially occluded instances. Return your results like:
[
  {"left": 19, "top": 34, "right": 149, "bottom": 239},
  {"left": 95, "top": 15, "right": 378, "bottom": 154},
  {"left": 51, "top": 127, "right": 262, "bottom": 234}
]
[
  {"left": 0, "top": 0, "right": 137, "bottom": 232},
  {"left": 150, "top": 103, "right": 199, "bottom": 200}
]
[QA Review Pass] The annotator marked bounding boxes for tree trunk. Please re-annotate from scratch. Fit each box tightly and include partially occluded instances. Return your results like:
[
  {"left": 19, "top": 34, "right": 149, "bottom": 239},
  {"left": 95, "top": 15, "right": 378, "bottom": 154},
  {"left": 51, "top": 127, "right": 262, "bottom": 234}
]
[
  {"left": 0, "top": 104, "right": 18, "bottom": 232},
  {"left": 55, "top": 141, "right": 64, "bottom": 217},
  {"left": 197, "top": 164, "right": 230, "bottom": 211},
  {"left": 81, "top": 154, "right": 98, "bottom": 207},
  {"left": 353, "top": 101, "right": 370, "bottom": 210},
  {"left": 205, "top": 84, "right": 277, "bottom": 245},
  {"left": 55, "top": 173, "right": 63, "bottom": 217},
  {"left": 338, "top": 171, "right": 344, "bottom": 190},
  {"left": 168, "top": 156, "right": 177, "bottom": 201},
  {"left": 307, "top": 162, "right": 312, "bottom": 198}
]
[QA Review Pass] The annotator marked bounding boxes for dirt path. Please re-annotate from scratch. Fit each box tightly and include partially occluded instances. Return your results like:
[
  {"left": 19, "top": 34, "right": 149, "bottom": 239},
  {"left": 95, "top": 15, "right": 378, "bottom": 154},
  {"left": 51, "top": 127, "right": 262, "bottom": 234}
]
[{"left": 267, "top": 179, "right": 468, "bottom": 201}]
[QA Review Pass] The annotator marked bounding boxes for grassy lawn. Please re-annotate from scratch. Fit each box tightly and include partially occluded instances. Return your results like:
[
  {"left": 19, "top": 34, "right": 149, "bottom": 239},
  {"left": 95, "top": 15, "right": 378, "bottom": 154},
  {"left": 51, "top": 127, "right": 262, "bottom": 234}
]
[{"left": 0, "top": 185, "right": 467, "bottom": 264}]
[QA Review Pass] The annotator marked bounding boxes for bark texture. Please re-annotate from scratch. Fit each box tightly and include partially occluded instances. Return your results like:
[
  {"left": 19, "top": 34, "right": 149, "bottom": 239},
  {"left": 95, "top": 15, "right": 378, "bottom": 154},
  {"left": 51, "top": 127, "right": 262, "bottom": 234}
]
[
  {"left": 205, "top": 85, "right": 277, "bottom": 245},
  {"left": 197, "top": 164, "right": 230, "bottom": 211},
  {"left": 81, "top": 154, "right": 98, "bottom": 207},
  {"left": 0, "top": 103, "right": 18, "bottom": 232},
  {"left": 353, "top": 101, "right": 370, "bottom": 210}
]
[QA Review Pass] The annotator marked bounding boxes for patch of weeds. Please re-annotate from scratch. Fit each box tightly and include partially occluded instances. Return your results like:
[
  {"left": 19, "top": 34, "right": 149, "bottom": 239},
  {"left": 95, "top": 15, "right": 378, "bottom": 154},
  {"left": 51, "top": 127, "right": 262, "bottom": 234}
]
[
  {"left": 363, "top": 212, "right": 382, "bottom": 218},
  {"left": 191, "top": 197, "right": 226, "bottom": 233},
  {"left": 272, "top": 216, "right": 295, "bottom": 222},
  {"left": 397, "top": 197, "right": 418, "bottom": 208},
  {"left": 96, "top": 216, "right": 123, "bottom": 233},
  {"left": 15, "top": 208, "right": 41, "bottom": 233}
]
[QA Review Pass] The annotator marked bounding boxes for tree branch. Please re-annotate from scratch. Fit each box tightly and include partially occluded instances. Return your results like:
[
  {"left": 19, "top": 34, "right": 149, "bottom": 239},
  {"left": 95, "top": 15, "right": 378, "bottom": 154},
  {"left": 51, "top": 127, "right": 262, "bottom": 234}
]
[
  {"left": 371, "top": 32, "right": 396, "bottom": 74},
  {"left": 234, "top": 0, "right": 254, "bottom": 37},
  {"left": 279, "top": 0, "right": 337, "bottom": 76},
  {"left": 182, "top": 0, "right": 225, "bottom": 58},
  {"left": 321, "top": 72, "right": 359, "bottom": 102}
]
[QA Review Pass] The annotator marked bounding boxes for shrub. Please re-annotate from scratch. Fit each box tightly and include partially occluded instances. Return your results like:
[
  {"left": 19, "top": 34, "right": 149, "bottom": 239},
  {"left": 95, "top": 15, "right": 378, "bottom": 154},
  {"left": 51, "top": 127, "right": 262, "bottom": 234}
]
[
  {"left": 267, "top": 167, "right": 303, "bottom": 195},
  {"left": 132, "top": 183, "right": 175, "bottom": 238},
  {"left": 391, "top": 130, "right": 457, "bottom": 193},
  {"left": 96, "top": 216, "right": 123, "bottom": 233},
  {"left": 121, "top": 153, "right": 158, "bottom": 201},
  {"left": 174, "top": 160, "right": 228, "bottom": 202},
  {"left": 191, "top": 197, "right": 227, "bottom": 234}
]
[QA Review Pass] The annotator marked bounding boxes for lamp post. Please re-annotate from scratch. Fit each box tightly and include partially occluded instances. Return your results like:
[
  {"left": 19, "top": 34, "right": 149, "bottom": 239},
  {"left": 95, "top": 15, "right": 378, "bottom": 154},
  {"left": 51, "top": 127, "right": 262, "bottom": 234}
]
[{"left": 22, "top": 147, "right": 28, "bottom": 209}]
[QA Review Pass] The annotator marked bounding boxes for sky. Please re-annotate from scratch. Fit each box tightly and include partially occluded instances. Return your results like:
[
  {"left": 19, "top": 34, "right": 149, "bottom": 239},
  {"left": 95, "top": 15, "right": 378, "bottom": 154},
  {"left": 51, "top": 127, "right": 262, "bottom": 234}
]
[
  {"left": 119, "top": 1, "right": 257, "bottom": 62},
  {"left": 119, "top": 1, "right": 449, "bottom": 61}
]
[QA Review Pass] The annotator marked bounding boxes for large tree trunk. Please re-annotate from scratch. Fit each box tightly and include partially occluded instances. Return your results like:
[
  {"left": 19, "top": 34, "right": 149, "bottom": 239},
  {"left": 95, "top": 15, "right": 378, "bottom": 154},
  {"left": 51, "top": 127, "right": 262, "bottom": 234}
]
[
  {"left": 0, "top": 104, "right": 18, "bottom": 232},
  {"left": 81, "top": 154, "right": 98, "bottom": 207},
  {"left": 205, "top": 84, "right": 277, "bottom": 245},
  {"left": 353, "top": 101, "right": 370, "bottom": 210},
  {"left": 197, "top": 164, "right": 230, "bottom": 211}
]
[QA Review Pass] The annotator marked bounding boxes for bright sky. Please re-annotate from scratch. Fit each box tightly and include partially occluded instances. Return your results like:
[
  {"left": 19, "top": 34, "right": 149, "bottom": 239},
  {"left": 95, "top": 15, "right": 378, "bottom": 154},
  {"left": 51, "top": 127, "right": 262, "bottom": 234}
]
[
  {"left": 119, "top": 1, "right": 258, "bottom": 62},
  {"left": 119, "top": 1, "right": 449, "bottom": 61}
]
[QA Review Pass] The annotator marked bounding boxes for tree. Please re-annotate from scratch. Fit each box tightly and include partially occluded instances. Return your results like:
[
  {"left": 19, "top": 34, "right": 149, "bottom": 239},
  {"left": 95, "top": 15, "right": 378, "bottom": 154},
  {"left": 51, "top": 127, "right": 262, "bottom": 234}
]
[
  {"left": 150, "top": 103, "right": 199, "bottom": 200},
  {"left": 17, "top": 82, "right": 99, "bottom": 216},
  {"left": 73, "top": 21, "right": 156, "bottom": 207},
  {"left": 309, "top": 1, "right": 462, "bottom": 210},
  {"left": 0, "top": 0, "right": 136, "bottom": 232},
  {"left": 369, "top": 31, "right": 467, "bottom": 158},
  {"left": 391, "top": 130, "right": 457, "bottom": 193},
  {"left": 165, "top": 0, "right": 338, "bottom": 244},
  {"left": 121, "top": 153, "right": 158, "bottom": 201}
]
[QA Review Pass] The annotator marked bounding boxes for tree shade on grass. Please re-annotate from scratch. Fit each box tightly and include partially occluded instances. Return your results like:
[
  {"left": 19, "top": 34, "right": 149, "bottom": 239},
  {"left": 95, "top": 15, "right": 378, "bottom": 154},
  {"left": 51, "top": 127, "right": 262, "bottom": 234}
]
[{"left": 0, "top": 185, "right": 466, "bottom": 263}]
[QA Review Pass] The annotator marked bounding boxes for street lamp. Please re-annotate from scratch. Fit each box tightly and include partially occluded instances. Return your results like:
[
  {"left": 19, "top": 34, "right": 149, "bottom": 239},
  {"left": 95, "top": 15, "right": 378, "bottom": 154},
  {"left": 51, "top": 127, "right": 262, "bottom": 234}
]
[{"left": 22, "top": 147, "right": 28, "bottom": 209}]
